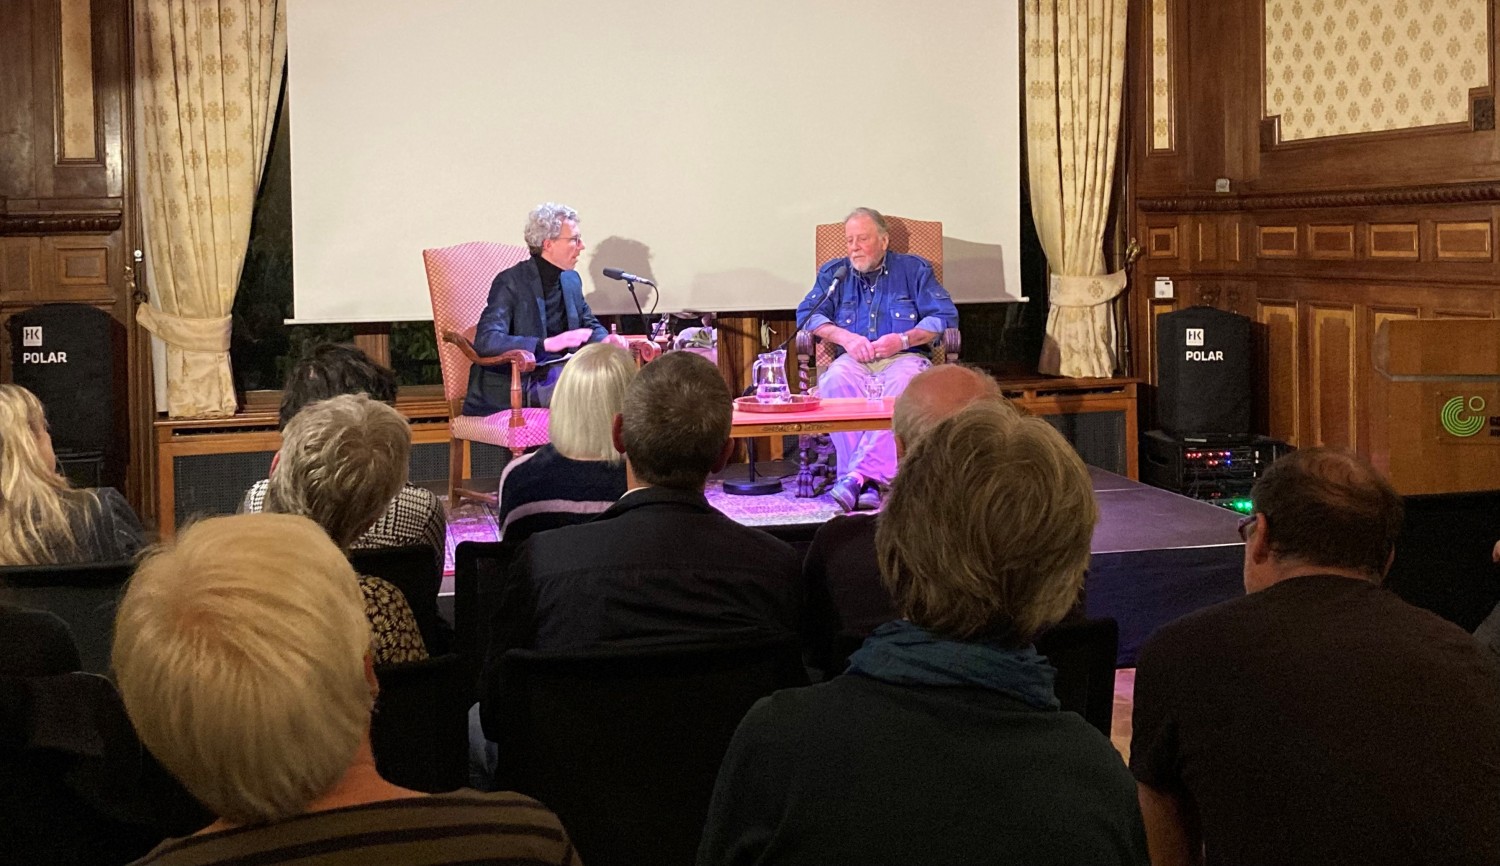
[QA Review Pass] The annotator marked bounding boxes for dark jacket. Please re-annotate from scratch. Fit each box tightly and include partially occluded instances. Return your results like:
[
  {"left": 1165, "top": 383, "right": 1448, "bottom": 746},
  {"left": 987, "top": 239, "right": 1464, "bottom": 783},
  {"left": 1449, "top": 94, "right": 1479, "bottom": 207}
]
[
  {"left": 479, "top": 486, "right": 803, "bottom": 739},
  {"left": 462, "top": 257, "right": 608, "bottom": 415}
]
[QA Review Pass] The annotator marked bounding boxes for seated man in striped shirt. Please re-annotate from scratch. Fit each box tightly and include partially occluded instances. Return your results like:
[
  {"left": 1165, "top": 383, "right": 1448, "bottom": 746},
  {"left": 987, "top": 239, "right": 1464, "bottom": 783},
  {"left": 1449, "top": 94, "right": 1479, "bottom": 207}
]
[{"left": 114, "top": 513, "right": 580, "bottom": 866}]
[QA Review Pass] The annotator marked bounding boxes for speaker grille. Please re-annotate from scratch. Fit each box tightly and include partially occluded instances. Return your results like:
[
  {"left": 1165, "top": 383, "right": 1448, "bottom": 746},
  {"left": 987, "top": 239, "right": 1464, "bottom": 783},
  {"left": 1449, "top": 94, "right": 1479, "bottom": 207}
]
[{"left": 1040, "top": 411, "right": 1128, "bottom": 476}]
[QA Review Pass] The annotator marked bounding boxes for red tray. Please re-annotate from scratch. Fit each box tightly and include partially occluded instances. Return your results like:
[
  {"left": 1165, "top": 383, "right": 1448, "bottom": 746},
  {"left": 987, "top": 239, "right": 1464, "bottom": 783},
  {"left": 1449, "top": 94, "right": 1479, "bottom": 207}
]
[{"left": 733, "top": 394, "right": 822, "bottom": 413}]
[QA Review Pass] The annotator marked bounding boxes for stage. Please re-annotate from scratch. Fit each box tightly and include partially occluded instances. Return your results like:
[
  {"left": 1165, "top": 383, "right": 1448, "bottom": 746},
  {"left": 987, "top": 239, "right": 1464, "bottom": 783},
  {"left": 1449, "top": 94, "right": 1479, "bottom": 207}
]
[{"left": 441, "top": 465, "right": 1246, "bottom": 665}]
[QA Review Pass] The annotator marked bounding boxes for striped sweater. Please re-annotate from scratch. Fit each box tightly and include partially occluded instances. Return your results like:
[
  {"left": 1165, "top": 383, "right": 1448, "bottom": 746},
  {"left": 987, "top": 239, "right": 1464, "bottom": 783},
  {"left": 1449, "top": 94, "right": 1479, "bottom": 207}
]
[
  {"left": 496, "top": 445, "right": 626, "bottom": 543},
  {"left": 130, "top": 790, "right": 581, "bottom": 865}
]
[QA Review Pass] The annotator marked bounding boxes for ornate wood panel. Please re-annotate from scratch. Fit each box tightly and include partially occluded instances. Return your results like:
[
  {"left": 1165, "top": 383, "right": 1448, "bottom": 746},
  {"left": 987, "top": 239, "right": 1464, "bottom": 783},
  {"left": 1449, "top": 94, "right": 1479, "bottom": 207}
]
[
  {"left": 1, "top": 0, "right": 148, "bottom": 518},
  {"left": 1126, "top": 0, "right": 1500, "bottom": 470}
]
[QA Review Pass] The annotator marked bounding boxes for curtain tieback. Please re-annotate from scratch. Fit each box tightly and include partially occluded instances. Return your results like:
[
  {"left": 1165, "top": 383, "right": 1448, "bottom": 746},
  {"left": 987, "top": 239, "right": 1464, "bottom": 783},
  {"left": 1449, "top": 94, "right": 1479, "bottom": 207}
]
[
  {"left": 1048, "top": 271, "right": 1128, "bottom": 308},
  {"left": 135, "top": 304, "right": 232, "bottom": 354}
]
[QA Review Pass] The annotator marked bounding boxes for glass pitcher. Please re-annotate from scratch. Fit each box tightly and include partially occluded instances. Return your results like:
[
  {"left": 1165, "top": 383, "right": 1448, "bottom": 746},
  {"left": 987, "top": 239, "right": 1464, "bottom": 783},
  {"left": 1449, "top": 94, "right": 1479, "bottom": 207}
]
[{"left": 752, "top": 349, "right": 791, "bottom": 404}]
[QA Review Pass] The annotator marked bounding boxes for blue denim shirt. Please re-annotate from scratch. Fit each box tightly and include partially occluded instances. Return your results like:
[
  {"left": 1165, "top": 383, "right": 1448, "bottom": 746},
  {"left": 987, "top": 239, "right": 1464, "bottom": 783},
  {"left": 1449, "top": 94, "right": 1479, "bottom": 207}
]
[{"left": 796, "top": 251, "right": 957, "bottom": 353}]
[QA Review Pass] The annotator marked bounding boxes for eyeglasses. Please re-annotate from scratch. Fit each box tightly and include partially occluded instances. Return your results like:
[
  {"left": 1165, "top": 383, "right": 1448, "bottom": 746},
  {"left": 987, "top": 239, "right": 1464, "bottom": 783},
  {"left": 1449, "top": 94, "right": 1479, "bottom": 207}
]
[
  {"left": 555, "top": 233, "right": 584, "bottom": 246},
  {"left": 1236, "top": 514, "right": 1257, "bottom": 542}
]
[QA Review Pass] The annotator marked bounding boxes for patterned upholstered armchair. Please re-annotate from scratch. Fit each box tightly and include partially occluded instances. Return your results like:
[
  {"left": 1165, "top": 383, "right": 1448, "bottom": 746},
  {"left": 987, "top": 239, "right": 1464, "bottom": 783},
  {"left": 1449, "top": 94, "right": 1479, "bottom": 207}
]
[
  {"left": 792, "top": 216, "right": 961, "bottom": 497},
  {"left": 794, "top": 215, "right": 961, "bottom": 394},
  {"left": 423, "top": 242, "right": 551, "bottom": 506}
]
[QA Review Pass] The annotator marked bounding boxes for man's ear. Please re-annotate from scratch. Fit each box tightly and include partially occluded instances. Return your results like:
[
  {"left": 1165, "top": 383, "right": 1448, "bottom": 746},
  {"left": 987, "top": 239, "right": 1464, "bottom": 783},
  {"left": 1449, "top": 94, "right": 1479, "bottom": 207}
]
[
  {"left": 269, "top": 451, "right": 281, "bottom": 474},
  {"left": 1381, "top": 545, "right": 1396, "bottom": 579},
  {"left": 894, "top": 435, "right": 907, "bottom": 460},
  {"left": 711, "top": 438, "right": 735, "bottom": 473},
  {"left": 1247, "top": 513, "right": 1273, "bottom": 565},
  {"left": 611, "top": 414, "right": 626, "bottom": 455}
]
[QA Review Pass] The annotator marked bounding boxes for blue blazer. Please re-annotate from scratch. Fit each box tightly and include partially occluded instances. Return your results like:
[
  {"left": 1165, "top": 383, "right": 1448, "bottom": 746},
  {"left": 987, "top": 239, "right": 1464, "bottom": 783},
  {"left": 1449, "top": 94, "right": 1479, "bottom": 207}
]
[{"left": 463, "top": 257, "right": 608, "bottom": 415}]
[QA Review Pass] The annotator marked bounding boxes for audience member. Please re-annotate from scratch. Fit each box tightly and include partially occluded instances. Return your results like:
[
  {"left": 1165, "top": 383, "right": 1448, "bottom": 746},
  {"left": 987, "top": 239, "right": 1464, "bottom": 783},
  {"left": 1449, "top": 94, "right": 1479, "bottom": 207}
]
[
  {"left": 263, "top": 394, "right": 428, "bottom": 665},
  {"left": 0, "top": 384, "right": 145, "bottom": 566},
  {"left": 803, "top": 364, "right": 1009, "bottom": 668},
  {"left": 241, "top": 343, "right": 446, "bottom": 569},
  {"left": 1131, "top": 447, "right": 1500, "bottom": 866},
  {"left": 113, "top": 513, "right": 581, "bottom": 865},
  {"left": 478, "top": 351, "right": 802, "bottom": 739},
  {"left": 496, "top": 342, "right": 634, "bottom": 542},
  {"left": 699, "top": 403, "right": 1147, "bottom": 866}
]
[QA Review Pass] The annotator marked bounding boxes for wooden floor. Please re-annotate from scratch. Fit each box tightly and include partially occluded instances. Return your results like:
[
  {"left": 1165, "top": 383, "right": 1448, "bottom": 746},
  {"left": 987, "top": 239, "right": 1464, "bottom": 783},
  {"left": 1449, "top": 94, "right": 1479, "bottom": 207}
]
[{"left": 1111, "top": 669, "right": 1135, "bottom": 764}]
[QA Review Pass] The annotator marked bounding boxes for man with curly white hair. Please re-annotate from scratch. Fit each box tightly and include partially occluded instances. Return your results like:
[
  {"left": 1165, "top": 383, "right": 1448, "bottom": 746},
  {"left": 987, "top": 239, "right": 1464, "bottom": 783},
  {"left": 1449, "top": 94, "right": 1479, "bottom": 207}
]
[{"left": 464, "top": 201, "right": 626, "bottom": 414}]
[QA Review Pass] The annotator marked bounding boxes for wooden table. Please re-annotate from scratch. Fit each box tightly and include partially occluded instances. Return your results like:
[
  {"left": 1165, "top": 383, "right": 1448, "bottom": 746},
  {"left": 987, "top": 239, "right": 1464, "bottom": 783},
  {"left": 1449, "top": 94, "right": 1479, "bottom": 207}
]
[{"left": 731, "top": 397, "right": 893, "bottom": 439}]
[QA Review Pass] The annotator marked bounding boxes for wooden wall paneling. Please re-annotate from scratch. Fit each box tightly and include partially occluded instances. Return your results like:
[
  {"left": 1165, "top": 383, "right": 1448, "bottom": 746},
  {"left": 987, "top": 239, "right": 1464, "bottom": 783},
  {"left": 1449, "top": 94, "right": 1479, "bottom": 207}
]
[
  {"left": 1256, "top": 300, "right": 1299, "bottom": 446},
  {"left": 1368, "top": 223, "right": 1420, "bottom": 259},
  {"left": 1307, "top": 224, "right": 1355, "bottom": 260},
  {"left": 1307, "top": 304, "right": 1358, "bottom": 449},
  {"left": 1256, "top": 225, "right": 1298, "bottom": 257},
  {"left": 1434, "top": 220, "right": 1494, "bottom": 260}
]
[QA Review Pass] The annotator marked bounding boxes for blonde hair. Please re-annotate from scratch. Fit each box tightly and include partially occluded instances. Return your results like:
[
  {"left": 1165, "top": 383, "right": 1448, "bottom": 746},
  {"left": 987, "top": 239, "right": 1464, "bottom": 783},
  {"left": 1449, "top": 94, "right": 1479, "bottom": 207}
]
[
  {"left": 549, "top": 343, "right": 635, "bottom": 464},
  {"left": 0, "top": 384, "right": 91, "bottom": 565},
  {"left": 112, "top": 513, "right": 374, "bottom": 825},
  {"left": 264, "top": 394, "right": 410, "bottom": 548},
  {"left": 877, "top": 402, "right": 1097, "bottom": 644}
]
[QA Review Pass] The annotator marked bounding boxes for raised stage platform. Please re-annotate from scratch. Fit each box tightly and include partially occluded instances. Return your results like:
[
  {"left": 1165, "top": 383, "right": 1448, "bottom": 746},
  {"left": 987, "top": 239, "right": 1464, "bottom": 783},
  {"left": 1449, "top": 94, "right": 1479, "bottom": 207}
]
[{"left": 442, "top": 465, "right": 1246, "bottom": 666}]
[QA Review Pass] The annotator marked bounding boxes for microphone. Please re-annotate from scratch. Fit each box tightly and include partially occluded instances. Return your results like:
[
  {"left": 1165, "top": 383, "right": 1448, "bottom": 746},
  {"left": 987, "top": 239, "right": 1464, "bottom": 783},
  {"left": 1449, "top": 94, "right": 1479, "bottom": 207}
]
[
  {"left": 775, "top": 265, "right": 849, "bottom": 352},
  {"left": 602, "top": 267, "right": 657, "bottom": 288}
]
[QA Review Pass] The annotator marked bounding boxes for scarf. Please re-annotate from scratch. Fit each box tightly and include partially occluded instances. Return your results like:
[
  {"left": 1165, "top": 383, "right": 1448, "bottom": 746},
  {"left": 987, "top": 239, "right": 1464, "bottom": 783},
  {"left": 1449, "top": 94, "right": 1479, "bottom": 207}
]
[{"left": 846, "top": 619, "right": 1059, "bottom": 711}]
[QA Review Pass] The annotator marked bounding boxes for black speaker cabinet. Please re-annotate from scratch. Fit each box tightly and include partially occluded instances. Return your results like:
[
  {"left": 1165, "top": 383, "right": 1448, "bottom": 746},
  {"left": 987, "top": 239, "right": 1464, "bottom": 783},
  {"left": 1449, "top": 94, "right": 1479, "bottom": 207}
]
[
  {"left": 8, "top": 303, "right": 127, "bottom": 489},
  {"left": 1155, "top": 306, "right": 1253, "bottom": 440}
]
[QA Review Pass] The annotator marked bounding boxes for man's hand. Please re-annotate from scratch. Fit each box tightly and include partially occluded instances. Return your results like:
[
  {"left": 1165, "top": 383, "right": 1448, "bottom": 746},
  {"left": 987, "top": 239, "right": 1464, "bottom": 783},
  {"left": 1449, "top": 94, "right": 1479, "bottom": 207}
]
[
  {"left": 603, "top": 331, "right": 631, "bottom": 349},
  {"left": 542, "top": 327, "right": 594, "bottom": 353},
  {"left": 869, "top": 333, "right": 904, "bottom": 360},
  {"left": 840, "top": 333, "right": 876, "bottom": 363},
  {"left": 1492, "top": 539, "right": 1500, "bottom": 563}
]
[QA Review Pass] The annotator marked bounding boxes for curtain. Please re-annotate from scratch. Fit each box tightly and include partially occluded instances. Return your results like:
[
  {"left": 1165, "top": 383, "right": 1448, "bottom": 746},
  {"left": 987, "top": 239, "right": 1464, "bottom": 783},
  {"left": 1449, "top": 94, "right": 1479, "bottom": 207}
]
[
  {"left": 1025, "top": 0, "right": 1129, "bottom": 378},
  {"left": 134, "top": 0, "right": 285, "bottom": 417}
]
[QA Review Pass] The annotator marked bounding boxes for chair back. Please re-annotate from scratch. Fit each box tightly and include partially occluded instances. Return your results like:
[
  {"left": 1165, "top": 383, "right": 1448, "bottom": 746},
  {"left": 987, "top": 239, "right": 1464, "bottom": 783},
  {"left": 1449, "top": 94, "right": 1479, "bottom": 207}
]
[
  {"left": 452, "top": 539, "right": 526, "bottom": 696},
  {"left": 370, "top": 653, "right": 471, "bottom": 793},
  {"left": 492, "top": 634, "right": 810, "bottom": 866},
  {"left": 814, "top": 214, "right": 943, "bottom": 284},
  {"left": 422, "top": 242, "right": 531, "bottom": 412},
  {"left": 348, "top": 545, "right": 449, "bottom": 655},
  {"left": 1035, "top": 616, "right": 1119, "bottom": 737},
  {"left": 0, "top": 561, "right": 135, "bottom": 675}
]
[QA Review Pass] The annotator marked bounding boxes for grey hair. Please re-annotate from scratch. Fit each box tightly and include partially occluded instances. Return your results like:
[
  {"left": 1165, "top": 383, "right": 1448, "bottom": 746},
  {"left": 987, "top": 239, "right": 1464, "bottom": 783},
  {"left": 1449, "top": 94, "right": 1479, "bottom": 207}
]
[
  {"left": 264, "top": 393, "right": 411, "bottom": 548},
  {"left": 891, "top": 364, "right": 1009, "bottom": 449},
  {"left": 845, "top": 207, "right": 889, "bottom": 236},
  {"left": 524, "top": 202, "right": 580, "bottom": 252}
]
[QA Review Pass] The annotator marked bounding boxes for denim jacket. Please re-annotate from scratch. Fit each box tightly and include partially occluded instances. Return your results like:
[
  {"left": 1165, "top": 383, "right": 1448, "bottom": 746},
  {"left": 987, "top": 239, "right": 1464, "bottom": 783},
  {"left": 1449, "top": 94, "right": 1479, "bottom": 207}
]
[{"left": 796, "top": 251, "right": 957, "bottom": 353}]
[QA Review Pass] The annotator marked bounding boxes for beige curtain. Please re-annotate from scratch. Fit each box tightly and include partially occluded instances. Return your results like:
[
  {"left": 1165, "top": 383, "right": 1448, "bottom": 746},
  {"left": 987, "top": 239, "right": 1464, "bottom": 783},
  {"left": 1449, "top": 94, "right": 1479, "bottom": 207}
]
[
  {"left": 1025, "top": 0, "right": 1129, "bottom": 378},
  {"left": 134, "top": 0, "right": 285, "bottom": 417}
]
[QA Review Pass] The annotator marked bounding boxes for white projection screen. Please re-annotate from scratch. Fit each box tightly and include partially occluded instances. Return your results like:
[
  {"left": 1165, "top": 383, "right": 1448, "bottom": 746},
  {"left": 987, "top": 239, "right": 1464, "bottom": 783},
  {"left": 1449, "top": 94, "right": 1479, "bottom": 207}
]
[{"left": 286, "top": 0, "right": 1023, "bottom": 323}]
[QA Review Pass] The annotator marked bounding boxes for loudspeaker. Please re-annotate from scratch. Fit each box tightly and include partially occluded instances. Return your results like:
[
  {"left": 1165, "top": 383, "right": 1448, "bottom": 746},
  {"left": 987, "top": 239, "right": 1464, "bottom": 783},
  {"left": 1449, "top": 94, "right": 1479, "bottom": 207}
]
[
  {"left": 8, "top": 303, "right": 127, "bottom": 488},
  {"left": 1155, "top": 306, "right": 1252, "bottom": 439}
]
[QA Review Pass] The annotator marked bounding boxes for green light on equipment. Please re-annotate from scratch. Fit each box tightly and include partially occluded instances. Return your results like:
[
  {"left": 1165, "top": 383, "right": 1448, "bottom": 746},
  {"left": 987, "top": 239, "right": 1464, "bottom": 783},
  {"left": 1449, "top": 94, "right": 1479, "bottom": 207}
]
[{"left": 1229, "top": 498, "right": 1254, "bottom": 513}]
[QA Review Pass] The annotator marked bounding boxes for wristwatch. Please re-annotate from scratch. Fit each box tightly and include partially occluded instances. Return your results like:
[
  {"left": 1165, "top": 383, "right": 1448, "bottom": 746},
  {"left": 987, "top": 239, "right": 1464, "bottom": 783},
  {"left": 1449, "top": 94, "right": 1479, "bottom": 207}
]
[{"left": 899, "top": 332, "right": 910, "bottom": 350}]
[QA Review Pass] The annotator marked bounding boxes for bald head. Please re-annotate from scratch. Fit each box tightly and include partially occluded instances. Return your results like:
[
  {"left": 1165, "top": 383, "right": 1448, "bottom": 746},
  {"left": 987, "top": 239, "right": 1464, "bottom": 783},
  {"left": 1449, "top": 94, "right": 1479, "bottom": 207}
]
[{"left": 892, "top": 364, "right": 1010, "bottom": 455}]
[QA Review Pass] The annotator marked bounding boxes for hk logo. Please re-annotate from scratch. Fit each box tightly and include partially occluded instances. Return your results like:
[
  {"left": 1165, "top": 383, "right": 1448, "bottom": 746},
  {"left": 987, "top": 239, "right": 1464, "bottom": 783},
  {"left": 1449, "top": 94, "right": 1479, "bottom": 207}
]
[
  {"left": 1440, "top": 396, "right": 1487, "bottom": 438},
  {"left": 1185, "top": 328, "right": 1204, "bottom": 347},
  {"left": 21, "top": 326, "right": 42, "bottom": 347}
]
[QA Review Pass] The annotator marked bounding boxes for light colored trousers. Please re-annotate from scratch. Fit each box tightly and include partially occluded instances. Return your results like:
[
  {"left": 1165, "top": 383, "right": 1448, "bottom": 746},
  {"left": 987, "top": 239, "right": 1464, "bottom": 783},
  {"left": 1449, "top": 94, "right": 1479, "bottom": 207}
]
[{"left": 817, "top": 352, "right": 930, "bottom": 486}]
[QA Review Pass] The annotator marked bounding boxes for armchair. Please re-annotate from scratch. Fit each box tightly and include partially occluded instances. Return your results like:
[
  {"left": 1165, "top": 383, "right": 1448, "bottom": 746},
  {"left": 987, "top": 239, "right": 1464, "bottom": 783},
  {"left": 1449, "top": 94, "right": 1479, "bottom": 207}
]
[{"left": 423, "top": 242, "right": 550, "bottom": 507}]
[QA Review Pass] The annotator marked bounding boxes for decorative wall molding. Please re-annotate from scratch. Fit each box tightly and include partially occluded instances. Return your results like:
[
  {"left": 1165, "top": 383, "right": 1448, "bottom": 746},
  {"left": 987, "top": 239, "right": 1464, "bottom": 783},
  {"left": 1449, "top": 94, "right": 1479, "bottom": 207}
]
[
  {"left": 0, "top": 210, "right": 124, "bottom": 235},
  {"left": 1138, "top": 181, "right": 1500, "bottom": 213}
]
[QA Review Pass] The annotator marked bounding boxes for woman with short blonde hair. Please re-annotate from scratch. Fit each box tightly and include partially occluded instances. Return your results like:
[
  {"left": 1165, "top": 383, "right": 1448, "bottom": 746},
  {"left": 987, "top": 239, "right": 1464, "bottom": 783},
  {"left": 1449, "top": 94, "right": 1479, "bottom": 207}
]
[
  {"left": 0, "top": 384, "right": 144, "bottom": 565},
  {"left": 115, "top": 513, "right": 582, "bottom": 865},
  {"left": 496, "top": 343, "right": 636, "bottom": 541},
  {"left": 701, "top": 403, "right": 1147, "bottom": 866}
]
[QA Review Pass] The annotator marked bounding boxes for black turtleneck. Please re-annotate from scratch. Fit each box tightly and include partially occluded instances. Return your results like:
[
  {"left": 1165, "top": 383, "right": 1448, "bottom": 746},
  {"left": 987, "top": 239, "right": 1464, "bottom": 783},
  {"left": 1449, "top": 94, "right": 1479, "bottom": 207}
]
[{"left": 532, "top": 253, "right": 568, "bottom": 340}]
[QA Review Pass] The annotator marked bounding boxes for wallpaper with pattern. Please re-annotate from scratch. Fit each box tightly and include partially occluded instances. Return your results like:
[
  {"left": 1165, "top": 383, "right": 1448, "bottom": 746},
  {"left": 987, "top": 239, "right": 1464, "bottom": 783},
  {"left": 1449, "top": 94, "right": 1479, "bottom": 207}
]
[
  {"left": 1264, "top": 0, "right": 1489, "bottom": 141},
  {"left": 1152, "top": 0, "right": 1173, "bottom": 150}
]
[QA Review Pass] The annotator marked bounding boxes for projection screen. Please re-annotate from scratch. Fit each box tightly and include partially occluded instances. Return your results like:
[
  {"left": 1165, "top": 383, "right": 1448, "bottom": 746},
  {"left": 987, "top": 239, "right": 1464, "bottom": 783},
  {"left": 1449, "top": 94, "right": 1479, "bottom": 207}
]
[{"left": 286, "top": 0, "right": 1023, "bottom": 323}]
